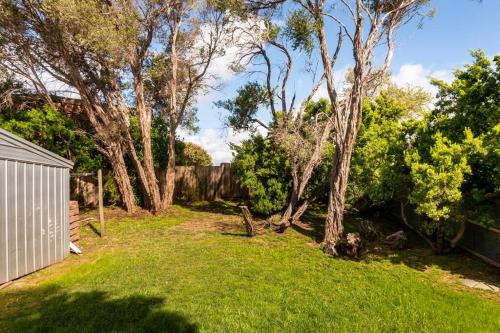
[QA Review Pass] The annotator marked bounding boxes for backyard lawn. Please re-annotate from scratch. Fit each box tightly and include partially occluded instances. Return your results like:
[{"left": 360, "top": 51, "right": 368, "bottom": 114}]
[{"left": 1, "top": 202, "right": 499, "bottom": 333}]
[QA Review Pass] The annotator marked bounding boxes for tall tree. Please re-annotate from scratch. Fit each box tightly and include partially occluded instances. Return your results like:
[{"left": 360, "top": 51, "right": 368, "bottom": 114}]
[
  {"left": 218, "top": 2, "right": 338, "bottom": 228},
  {"left": 298, "top": 0, "right": 432, "bottom": 255},
  {"left": 0, "top": 0, "right": 228, "bottom": 212},
  {"left": 146, "top": 1, "right": 228, "bottom": 207}
]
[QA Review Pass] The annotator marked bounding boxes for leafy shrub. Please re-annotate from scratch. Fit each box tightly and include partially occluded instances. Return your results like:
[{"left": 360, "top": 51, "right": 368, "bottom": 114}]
[{"left": 231, "top": 134, "right": 291, "bottom": 216}]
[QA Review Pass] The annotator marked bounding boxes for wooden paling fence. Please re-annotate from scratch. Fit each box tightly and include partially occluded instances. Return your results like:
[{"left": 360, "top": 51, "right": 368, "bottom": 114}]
[
  {"left": 174, "top": 163, "right": 247, "bottom": 201},
  {"left": 71, "top": 164, "right": 246, "bottom": 204}
]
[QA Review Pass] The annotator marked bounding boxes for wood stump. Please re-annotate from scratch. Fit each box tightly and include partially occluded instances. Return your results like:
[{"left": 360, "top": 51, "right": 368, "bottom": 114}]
[
  {"left": 358, "top": 220, "right": 382, "bottom": 241},
  {"left": 384, "top": 230, "right": 407, "bottom": 250},
  {"left": 337, "top": 232, "right": 363, "bottom": 259},
  {"left": 240, "top": 206, "right": 256, "bottom": 237}
]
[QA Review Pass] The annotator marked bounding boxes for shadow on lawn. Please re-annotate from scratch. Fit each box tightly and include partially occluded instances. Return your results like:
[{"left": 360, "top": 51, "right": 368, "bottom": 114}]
[
  {"left": 179, "top": 200, "right": 244, "bottom": 216},
  {"left": 0, "top": 286, "right": 198, "bottom": 333},
  {"left": 295, "top": 208, "right": 500, "bottom": 287}
]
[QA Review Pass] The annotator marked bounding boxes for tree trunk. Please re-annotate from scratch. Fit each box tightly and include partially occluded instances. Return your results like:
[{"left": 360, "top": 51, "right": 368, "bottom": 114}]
[
  {"left": 280, "top": 167, "right": 299, "bottom": 227},
  {"left": 279, "top": 120, "right": 333, "bottom": 228},
  {"left": 323, "top": 140, "right": 355, "bottom": 255},
  {"left": 133, "top": 72, "right": 162, "bottom": 213},
  {"left": 105, "top": 143, "right": 137, "bottom": 213},
  {"left": 162, "top": 128, "right": 176, "bottom": 207}
]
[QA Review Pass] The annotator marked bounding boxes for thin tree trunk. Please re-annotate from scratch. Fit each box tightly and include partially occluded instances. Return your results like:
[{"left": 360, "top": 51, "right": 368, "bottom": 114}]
[
  {"left": 162, "top": 127, "right": 176, "bottom": 207},
  {"left": 279, "top": 119, "right": 334, "bottom": 228},
  {"left": 133, "top": 72, "right": 162, "bottom": 213},
  {"left": 280, "top": 165, "right": 299, "bottom": 226},
  {"left": 105, "top": 143, "right": 137, "bottom": 213}
]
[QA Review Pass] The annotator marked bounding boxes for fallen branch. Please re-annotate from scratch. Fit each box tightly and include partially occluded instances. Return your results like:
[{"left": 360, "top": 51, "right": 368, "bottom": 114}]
[
  {"left": 400, "top": 202, "right": 436, "bottom": 251},
  {"left": 384, "top": 230, "right": 407, "bottom": 250},
  {"left": 450, "top": 221, "right": 466, "bottom": 248}
]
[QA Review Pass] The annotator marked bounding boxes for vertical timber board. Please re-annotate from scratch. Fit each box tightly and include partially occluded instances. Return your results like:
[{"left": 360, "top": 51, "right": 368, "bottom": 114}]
[
  {"left": 0, "top": 160, "right": 7, "bottom": 284},
  {"left": 6, "top": 160, "right": 17, "bottom": 281},
  {"left": 199, "top": 166, "right": 208, "bottom": 201},
  {"left": 172, "top": 164, "right": 246, "bottom": 202}
]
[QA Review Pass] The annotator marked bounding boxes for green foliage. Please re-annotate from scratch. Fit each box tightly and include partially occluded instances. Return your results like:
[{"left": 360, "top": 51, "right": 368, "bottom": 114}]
[
  {"left": 231, "top": 134, "right": 291, "bottom": 216},
  {"left": 347, "top": 92, "right": 409, "bottom": 208},
  {"left": 0, "top": 105, "right": 102, "bottom": 172},
  {"left": 431, "top": 50, "right": 499, "bottom": 141},
  {"left": 347, "top": 50, "right": 499, "bottom": 232},
  {"left": 179, "top": 142, "right": 212, "bottom": 166},
  {"left": 405, "top": 132, "right": 471, "bottom": 232},
  {"left": 44, "top": 0, "right": 140, "bottom": 65},
  {"left": 283, "top": 10, "right": 316, "bottom": 54},
  {"left": 422, "top": 50, "right": 499, "bottom": 227},
  {"left": 216, "top": 82, "right": 268, "bottom": 132}
]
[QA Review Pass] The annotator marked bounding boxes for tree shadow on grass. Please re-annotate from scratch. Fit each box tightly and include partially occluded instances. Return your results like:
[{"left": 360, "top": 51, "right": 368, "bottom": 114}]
[
  {"left": 178, "top": 200, "right": 244, "bottom": 216},
  {"left": 365, "top": 234, "right": 500, "bottom": 287},
  {"left": 0, "top": 286, "right": 198, "bottom": 333},
  {"left": 291, "top": 207, "right": 358, "bottom": 243},
  {"left": 295, "top": 207, "right": 500, "bottom": 286}
]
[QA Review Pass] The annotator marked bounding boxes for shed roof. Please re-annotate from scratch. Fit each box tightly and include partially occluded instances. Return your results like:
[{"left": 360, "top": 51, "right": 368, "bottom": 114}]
[{"left": 0, "top": 128, "right": 74, "bottom": 169}]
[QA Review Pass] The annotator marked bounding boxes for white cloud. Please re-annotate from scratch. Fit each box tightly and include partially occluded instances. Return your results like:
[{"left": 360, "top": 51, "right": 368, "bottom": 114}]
[
  {"left": 178, "top": 127, "right": 267, "bottom": 165},
  {"left": 392, "top": 64, "right": 453, "bottom": 94}
]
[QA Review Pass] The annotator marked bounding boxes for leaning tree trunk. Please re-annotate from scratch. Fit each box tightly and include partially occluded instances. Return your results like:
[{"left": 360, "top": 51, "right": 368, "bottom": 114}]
[
  {"left": 280, "top": 166, "right": 299, "bottom": 227},
  {"left": 133, "top": 72, "right": 162, "bottom": 213},
  {"left": 323, "top": 140, "right": 355, "bottom": 255},
  {"left": 105, "top": 143, "right": 137, "bottom": 213},
  {"left": 162, "top": 128, "right": 177, "bottom": 207}
]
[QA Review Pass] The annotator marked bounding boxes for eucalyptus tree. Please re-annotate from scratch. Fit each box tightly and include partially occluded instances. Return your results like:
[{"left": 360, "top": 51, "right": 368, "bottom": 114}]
[
  {"left": 0, "top": 0, "right": 229, "bottom": 212},
  {"left": 219, "top": 0, "right": 432, "bottom": 254},
  {"left": 298, "top": 0, "right": 433, "bottom": 255},
  {"left": 218, "top": 1, "right": 339, "bottom": 228},
  {"left": 146, "top": 0, "right": 228, "bottom": 207}
]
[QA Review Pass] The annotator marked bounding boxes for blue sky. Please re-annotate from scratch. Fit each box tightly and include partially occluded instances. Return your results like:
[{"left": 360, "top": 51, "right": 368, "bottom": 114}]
[{"left": 180, "top": 0, "right": 500, "bottom": 165}]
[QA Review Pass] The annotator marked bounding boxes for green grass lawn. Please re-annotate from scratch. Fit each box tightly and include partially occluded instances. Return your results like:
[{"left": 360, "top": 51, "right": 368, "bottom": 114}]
[{"left": 1, "top": 202, "right": 499, "bottom": 333}]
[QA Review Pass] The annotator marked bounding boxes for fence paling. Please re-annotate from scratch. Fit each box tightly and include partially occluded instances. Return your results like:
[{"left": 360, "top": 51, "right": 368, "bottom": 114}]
[
  {"left": 72, "top": 164, "right": 246, "bottom": 205},
  {"left": 174, "top": 163, "right": 245, "bottom": 201}
]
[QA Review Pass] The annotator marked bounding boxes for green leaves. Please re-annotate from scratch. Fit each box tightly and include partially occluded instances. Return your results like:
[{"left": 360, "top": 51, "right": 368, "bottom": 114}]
[
  {"left": 0, "top": 105, "right": 102, "bottom": 172},
  {"left": 283, "top": 10, "right": 316, "bottom": 54},
  {"left": 406, "top": 133, "right": 471, "bottom": 227},
  {"left": 216, "top": 81, "right": 268, "bottom": 132},
  {"left": 231, "top": 134, "right": 290, "bottom": 216}
]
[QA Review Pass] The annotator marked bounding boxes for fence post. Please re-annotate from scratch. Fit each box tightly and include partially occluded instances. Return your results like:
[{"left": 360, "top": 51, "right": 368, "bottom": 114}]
[{"left": 98, "top": 169, "right": 105, "bottom": 237}]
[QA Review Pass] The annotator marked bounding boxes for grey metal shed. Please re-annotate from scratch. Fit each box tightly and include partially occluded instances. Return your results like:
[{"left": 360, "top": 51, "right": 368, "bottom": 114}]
[{"left": 0, "top": 128, "right": 73, "bottom": 285}]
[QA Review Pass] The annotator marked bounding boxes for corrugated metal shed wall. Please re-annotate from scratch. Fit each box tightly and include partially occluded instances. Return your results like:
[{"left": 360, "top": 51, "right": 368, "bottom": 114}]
[
  {"left": 0, "top": 128, "right": 72, "bottom": 285},
  {"left": 0, "top": 160, "right": 70, "bottom": 284}
]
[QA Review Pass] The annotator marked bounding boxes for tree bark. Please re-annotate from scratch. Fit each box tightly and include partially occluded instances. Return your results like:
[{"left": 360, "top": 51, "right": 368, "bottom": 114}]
[
  {"left": 162, "top": 125, "right": 177, "bottom": 207},
  {"left": 132, "top": 70, "right": 162, "bottom": 213},
  {"left": 103, "top": 143, "right": 137, "bottom": 213},
  {"left": 323, "top": 140, "right": 355, "bottom": 255}
]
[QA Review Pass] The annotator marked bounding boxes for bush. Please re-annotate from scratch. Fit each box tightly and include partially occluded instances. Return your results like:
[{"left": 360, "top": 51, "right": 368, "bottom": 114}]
[{"left": 231, "top": 134, "right": 291, "bottom": 216}]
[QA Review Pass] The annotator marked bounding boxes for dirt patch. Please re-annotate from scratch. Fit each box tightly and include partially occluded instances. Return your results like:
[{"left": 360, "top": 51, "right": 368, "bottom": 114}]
[
  {"left": 176, "top": 215, "right": 244, "bottom": 234},
  {"left": 81, "top": 206, "right": 154, "bottom": 221}
]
